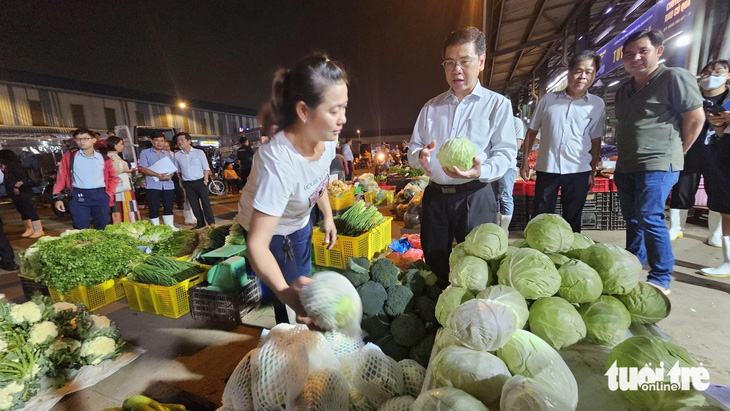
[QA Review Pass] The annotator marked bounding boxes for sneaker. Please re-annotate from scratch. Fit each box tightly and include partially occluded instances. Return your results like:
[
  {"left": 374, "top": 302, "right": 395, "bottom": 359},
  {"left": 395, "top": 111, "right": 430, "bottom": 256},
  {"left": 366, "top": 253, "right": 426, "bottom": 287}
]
[{"left": 646, "top": 281, "right": 671, "bottom": 296}]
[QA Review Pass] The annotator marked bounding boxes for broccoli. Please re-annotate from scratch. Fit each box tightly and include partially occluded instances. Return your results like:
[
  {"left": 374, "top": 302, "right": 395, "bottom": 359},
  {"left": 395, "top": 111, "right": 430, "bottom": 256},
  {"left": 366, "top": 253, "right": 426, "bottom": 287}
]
[
  {"left": 362, "top": 313, "right": 390, "bottom": 341},
  {"left": 349, "top": 257, "right": 371, "bottom": 273},
  {"left": 341, "top": 258, "right": 370, "bottom": 287},
  {"left": 390, "top": 313, "right": 426, "bottom": 347},
  {"left": 424, "top": 284, "right": 442, "bottom": 300},
  {"left": 383, "top": 285, "right": 414, "bottom": 317},
  {"left": 370, "top": 258, "right": 400, "bottom": 289},
  {"left": 401, "top": 269, "right": 425, "bottom": 297},
  {"left": 413, "top": 296, "right": 436, "bottom": 324},
  {"left": 357, "top": 281, "right": 387, "bottom": 317},
  {"left": 409, "top": 334, "right": 436, "bottom": 368},
  {"left": 375, "top": 334, "right": 411, "bottom": 361}
]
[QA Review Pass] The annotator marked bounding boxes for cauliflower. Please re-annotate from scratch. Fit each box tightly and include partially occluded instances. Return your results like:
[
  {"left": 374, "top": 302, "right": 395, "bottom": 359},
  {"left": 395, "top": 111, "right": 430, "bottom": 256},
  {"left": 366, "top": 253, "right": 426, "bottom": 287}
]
[
  {"left": 44, "top": 338, "right": 81, "bottom": 356},
  {"left": 80, "top": 336, "right": 117, "bottom": 365},
  {"left": 28, "top": 321, "right": 58, "bottom": 345},
  {"left": 52, "top": 302, "right": 77, "bottom": 313},
  {"left": 0, "top": 338, "right": 7, "bottom": 353},
  {"left": 0, "top": 382, "right": 24, "bottom": 410},
  {"left": 89, "top": 315, "right": 111, "bottom": 331},
  {"left": 9, "top": 302, "right": 43, "bottom": 325}
]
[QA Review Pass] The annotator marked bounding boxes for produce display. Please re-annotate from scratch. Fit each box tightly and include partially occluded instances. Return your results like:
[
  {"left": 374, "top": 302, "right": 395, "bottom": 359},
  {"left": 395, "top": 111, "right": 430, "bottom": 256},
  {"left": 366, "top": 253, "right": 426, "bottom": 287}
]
[
  {"left": 127, "top": 256, "right": 205, "bottom": 286},
  {"left": 300, "top": 271, "right": 363, "bottom": 337},
  {"left": 387, "top": 164, "right": 425, "bottom": 178},
  {"left": 0, "top": 297, "right": 125, "bottom": 411},
  {"left": 393, "top": 182, "right": 425, "bottom": 220},
  {"left": 218, "top": 324, "right": 427, "bottom": 410},
  {"left": 327, "top": 179, "right": 350, "bottom": 196},
  {"left": 427, "top": 216, "right": 679, "bottom": 410},
  {"left": 328, "top": 201, "right": 387, "bottom": 237}
]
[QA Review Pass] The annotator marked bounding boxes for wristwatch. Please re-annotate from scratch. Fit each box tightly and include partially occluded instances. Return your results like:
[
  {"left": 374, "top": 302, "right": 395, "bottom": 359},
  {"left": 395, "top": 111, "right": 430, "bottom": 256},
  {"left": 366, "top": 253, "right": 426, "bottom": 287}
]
[{"left": 52, "top": 193, "right": 66, "bottom": 201}]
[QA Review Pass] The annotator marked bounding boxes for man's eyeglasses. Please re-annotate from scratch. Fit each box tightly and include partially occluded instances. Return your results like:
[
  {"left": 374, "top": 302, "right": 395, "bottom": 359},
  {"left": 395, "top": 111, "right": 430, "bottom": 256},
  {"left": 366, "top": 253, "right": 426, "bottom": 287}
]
[
  {"left": 75, "top": 137, "right": 93, "bottom": 142},
  {"left": 442, "top": 58, "right": 475, "bottom": 71}
]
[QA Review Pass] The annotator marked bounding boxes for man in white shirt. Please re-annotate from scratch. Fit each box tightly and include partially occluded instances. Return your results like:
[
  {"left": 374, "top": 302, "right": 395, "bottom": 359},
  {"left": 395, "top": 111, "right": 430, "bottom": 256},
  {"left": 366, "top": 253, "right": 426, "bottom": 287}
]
[
  {"left": 408, "top": 26, "right": 517, "bottom": 287},
  {"left": 520, "top": 50, "right": 605, "bottom": 232},
  {"left": 174, "top": 132, "right": 215, "bottom": 229},
  {"left": 341, "top": 138, "right": 354, "bottom": 181}
]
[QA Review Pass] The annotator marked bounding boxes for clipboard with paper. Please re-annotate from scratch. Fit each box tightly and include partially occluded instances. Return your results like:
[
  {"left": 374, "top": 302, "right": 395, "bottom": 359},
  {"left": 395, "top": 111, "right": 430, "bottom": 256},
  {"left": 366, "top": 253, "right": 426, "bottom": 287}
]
[{"left": 148, "top": 156, "right": 178, "bottom": 182}]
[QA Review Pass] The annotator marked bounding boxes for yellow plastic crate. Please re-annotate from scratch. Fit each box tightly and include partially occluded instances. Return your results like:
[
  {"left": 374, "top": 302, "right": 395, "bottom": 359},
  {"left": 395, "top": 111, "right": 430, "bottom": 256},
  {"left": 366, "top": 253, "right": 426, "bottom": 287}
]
[
  {"left": 121, "top": 267, "right": 209, "bottom": 318},
  {"left": 329, "top": 187, "right": 355, "bottom": 211},
  {"left": 312, "top": 217, "right": 392, "bottom": 268},
  {"left": 364, "top": 190, "right": 394, "bottom": 205},
  {"left": 49, "top": 277, "right": 126, "bottom": 312}
]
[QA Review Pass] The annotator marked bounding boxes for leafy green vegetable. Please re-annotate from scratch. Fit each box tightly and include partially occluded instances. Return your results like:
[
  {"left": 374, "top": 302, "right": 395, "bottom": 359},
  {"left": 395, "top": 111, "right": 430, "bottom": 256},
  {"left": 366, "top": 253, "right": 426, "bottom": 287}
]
[
  {"left": 580, "top": 243, "right": 641, "bottom": 295},
  {"left": 579, "top": 295, "right": 631, "bottom": 345},
  {"left": 435, "top": 287, "right": 474, "bottom": 326},
  {"left": 413, "top": 387, "right": 488, "bottom": 411},
  {"left": 128, "top": 255, "right": 203, "bottom": 286},
  {"left": 432, "top": 345, "right": 511, "bottom": 405},
  {"left": 500, "top": 374, "right": 574, "bottom": 410},
  {"left": 436, "top": 137, "right": 477, "bottom": 172},
  {"left": 328, "top": 201, "right": 387, "bottom": 237},
  {"left": 476, "top": 284, "right": 529, "bottom": 329},
  {"left": 557, "top": 259, "right": 603, "bottom": 303},
  {"left": 524, "top": 214, "right": 574, "bottom": 253},
  {"left": 448, "top": 255, "right": 491, "bottom": 293},
  {"left": 564, "top": 233, "right": 595, "bottom": 259},
  {"left": 464, "top": 223, "right": 508, "bottom": 260},
  {"left": 448, "top": 299, "right": 517, "bottom": 352},
  {"left": 616, "top": 282, "right": 671, "bottom": 324},
  {"left": 496, "top": 248, "right": 561, "bottom": 300},
  {"left": 528, "top": 297, "right": 586, "bottom": 350},
  {"left": 152, "top": 229, "right": 198, "bottom": 257}
]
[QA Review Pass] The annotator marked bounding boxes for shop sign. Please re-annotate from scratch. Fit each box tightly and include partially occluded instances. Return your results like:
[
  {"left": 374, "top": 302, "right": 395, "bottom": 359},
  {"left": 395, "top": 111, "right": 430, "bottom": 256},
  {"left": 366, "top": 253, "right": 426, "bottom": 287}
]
[{"left": 597, "top": 0, "right": 698, "bottom": 78}]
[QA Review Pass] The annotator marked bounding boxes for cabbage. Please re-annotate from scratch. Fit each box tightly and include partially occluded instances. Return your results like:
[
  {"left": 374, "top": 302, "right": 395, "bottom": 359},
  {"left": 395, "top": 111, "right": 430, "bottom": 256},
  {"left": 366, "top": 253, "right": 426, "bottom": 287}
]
[
  {"left": 579, "top": 295, "right": 631, "bottom": 346},
  {"left": 435, "top": 328, "right": 462, "bottom": 349},
  {"left": 579, "top": 243, "right": 640, "bottom": 295},
  {"left": 432, "top": 345, "right": 511, "bottom": 405},
  {"left": 500, "top": 374, "right": 575, "bottom": 411},
  {"left": 564, "top": 233, "right": 595, "bottom": 259},
  {"left": 527, "top": 297, "right": 586, "bottom": 350},
  {"left": 557, "top": 259, "right": 603, "bottom": 303},
  {"left": 449, "top": 242, "right": 471, "bottom": 267},
  {"left": 436, "top": 137, "right": 477, "bottom": 172},
  {"left": 447, "top": 299, "right": 517, "bottom": 351},
  {"left": 496, "top": 248, "right": 561, "bottom": 300},
  {"left": 412, "top": 387, "right": 488, "bottom": 411},
  {"left": 524, "top": 214, "right": 574, "bottom": 253},
  {"left": 607, "top": 336, "right": 709, "bottom": 410},
  {"left": 299, "top": 272, "right": 363, "bottom": 336},
  {"left": 496, "top": 329, "right": 579, "bottom": 409},
  {"left": 435, "top": 287, "right": 474, "bottom": 326},
  {"left": 476, "top": 285, "right": 529, "bottom": 329},
  {"left": 512, "top": 239, "right": 529, "bottom": 248},
  {"left": 448, "top": 255, "right": 491, "bottom": 293},
  {"left": 616, "top": 282, "right": 671, "bottom": 324},
  {"left": 546, "top": 252, "right": 571, "bottom": 267},
  {"left": 464, "top": 223, "right": 508, "bottom": 260}
]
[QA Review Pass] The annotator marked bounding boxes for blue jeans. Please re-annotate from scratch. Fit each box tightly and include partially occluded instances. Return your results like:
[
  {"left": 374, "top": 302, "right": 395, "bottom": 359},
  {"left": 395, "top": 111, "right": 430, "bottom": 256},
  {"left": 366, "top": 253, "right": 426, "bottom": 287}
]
[
  {"left": 614, "top": 167, "right": 679, "bottom": 289},
  {"left": 69, "top": 188, "right": 110, "bottom": 230},
  {"left": 247, "top": 222, "right": 312, "bottom": 324},
  {"left": 497, "top": 168, "right": 517, "bottom": 215}
]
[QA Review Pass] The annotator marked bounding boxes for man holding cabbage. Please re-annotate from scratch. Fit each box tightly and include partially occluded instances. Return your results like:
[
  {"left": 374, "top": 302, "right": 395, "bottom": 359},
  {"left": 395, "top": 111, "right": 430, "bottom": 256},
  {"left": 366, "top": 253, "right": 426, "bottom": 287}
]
[
  {"left": 407, "top": 26, "right": 517, "bottom": 287},
  {"left": 520, "top": 50, "right": 605, "bottom": 233}
]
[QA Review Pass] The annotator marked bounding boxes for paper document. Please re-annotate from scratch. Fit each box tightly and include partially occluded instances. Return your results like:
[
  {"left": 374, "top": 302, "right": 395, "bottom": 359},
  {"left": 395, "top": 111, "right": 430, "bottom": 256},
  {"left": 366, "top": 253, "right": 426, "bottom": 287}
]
[{"left": 148, "top": 156, "right": 178, "bottom": 182}]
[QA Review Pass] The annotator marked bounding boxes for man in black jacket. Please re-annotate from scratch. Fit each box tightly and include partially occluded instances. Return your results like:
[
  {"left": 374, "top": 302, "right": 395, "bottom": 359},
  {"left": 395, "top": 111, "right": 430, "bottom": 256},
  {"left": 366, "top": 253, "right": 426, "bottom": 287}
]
[{"left": 236, "top": 137, "right": 255, "bottom": 188}]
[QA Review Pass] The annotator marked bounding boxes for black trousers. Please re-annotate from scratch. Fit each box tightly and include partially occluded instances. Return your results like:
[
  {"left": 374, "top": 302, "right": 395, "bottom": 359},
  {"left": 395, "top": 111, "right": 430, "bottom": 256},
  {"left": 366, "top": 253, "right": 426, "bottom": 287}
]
[
  {"left": 0, "top": 215, "right": 15, "bottom": 265},
  {"left": 171, "top": 174, "right": 184, "bottom": 209},
  {"left": 146, "top": 189, "right": 174, "bottom": 219},
  {"left": 346, "top": 160, "right": 353, "bottom": 181},
  {"left": 533, "top": 171, "right": 591, "bottom": 233},
  {"left": 10, "top": 191, "right": 40, "bottom": 220},
  {"left": 421, "top": 181, "right": 498, "bottom": 287},
  {"left": 182, "top": 179, "right": 215, "bottom": 227}
]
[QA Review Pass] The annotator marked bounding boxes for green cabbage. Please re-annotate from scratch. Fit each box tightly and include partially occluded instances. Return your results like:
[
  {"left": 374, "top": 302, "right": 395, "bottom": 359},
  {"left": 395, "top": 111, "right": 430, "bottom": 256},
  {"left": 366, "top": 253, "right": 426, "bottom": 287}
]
[
  {"left": 435, "top": 287, "right": 474, "bottom": 326},
  {"left": 580, "top": 243, "right": 641, "bottom": 295},
  {"left": 476, "top": 284, "right": 529, "bottom": 329},
  {"left": 448, "top": 255, "right": 491, "bottom": 293},
  {"left": 432, "top": 345, "right": 511, "bottom": 405},
  {"left": 546, "top": 252, "right": 571, "bottom": 268},
  {"left": 496, "top": 329, "right": 579, "bottom": 409},
  {"left": 607, "top": 336, "right": 709, "bottom": 410},
  {"left": 564, "top": 233, "right": 595, "bottom": 259},
  {"left": 464, "top": 223, "right": 508, "bottom": 260},
  {"left": 447, "top": 299, "right": 517, "bottom": 352},
  {"left": 557, "top": 259, "right": 603, "bottom": 303},
  {"left": 412, "top": 387, "right": 488, "bottom": 411},
  {"left": 500, "top": 375, "right": 574, "bottom": 411},
  {"left": 616, "top": 282, "right": 671, "bottom": 324},
  {"left": 299, "top": 272, "right": 363, "bottom": 336},
  {"left": 436, "top": 137, "right": 477, "bottom": 172},
  {"left": 579, "top": 295, "right": 631, "bottom": 345},
  {"left": 512, "top": 239, "right": 529, "bottom": 248},
  {"left": 527, "top": 297, "right": 586, "bottom": 350},
  {"left": 449, "top": 242, "right": 471, "bottom": 268},
  {"left": 496, "top": 248, "right": 561, "bottom": 300},
  {"left": 524, "top": 214, "right": 574, "bottom": 253},
  {"left": 435, "top": 328, "right": 462, "bottom": 349}
]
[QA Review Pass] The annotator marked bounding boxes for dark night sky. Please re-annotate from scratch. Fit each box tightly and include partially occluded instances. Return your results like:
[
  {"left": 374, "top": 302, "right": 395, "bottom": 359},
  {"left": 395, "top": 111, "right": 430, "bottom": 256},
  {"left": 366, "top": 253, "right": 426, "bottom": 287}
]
[{"left": 1, "top": 1, "right": 483, "bottom": 134}]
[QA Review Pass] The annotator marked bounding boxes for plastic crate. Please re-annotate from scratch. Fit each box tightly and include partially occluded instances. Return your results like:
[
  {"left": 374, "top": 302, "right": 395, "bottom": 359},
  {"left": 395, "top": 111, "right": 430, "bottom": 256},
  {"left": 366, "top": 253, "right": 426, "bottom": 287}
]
[
  {"left": 313, "top": 217, "right": 392, "bottom": 269},
  {"left": 387, "top": 175, "right": 409, "bottom": 193},
  {"left": 189, "top": 280, "right": 262, "bottom": 324},
  {"left": 122, "top": 270, "right": 207, "bottom": 319},
  {"left": 364, "top": 190, "right": 394, "bottom": 205},
  {"left": 610, "top": 192, "right": 621, "bottom": 213},
  {"left": 19, "top": 275, "right": 49, "bottom": 300},
  {"left": 580, "top": 210, "right": 611, "bottom": 230},
  {"left": 49, "top": 277, "right": 126, "bottom": 312},
  {"left": 610, "top": 212, "right": 627, "bottom": 230},
  {"left": 329, "top": 187, "right": 355, "bottom": 211},
  {"left": 609, "top": 179, "right": 618, "bottom": 192},
  {"left": 590, "top": 177, "right": 611, "bottom": 193},
  {"left": 513, "top": 180, "right": 535, "bottom": 196}
]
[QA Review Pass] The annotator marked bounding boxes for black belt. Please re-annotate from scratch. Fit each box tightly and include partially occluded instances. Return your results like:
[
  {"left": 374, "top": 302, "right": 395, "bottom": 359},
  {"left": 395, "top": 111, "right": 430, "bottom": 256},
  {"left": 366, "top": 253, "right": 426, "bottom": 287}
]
[
  {"left": 183, "top": 178, "right": 204, "bottom": 183},
  {"left": 429, "top": 180, "right": 487, "bottom": 194}
]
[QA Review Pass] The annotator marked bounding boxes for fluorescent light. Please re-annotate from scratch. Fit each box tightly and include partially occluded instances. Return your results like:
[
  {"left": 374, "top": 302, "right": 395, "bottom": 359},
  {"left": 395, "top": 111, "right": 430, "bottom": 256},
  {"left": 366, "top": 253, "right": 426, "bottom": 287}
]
[
  {"left": 605, "top": 6, "right": 613, "bottom": 14},
  {"left": 528, "top": 101, "right": 534, "bottom": 105},
  {"left": 595, "top": 25, "right": 615, "bottom": 43},
  {"left": 675, "top": 34, "right": 692, "bottom": 47},
  {"left": 608, "top": 80, "right": 620, "bottom": 87},
  {"left": 547, "top": 70, "right": 569, "bottom": 90},
  {"left": 624, "top": 0, "right": 646, "bottom": 18}
]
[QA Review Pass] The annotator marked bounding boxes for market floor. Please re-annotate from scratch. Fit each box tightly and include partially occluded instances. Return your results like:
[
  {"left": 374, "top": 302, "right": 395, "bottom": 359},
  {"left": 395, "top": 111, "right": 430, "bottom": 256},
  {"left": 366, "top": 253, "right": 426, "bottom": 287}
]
[{"left": 1, "top": 195, "right": 729, "bottom": 410}]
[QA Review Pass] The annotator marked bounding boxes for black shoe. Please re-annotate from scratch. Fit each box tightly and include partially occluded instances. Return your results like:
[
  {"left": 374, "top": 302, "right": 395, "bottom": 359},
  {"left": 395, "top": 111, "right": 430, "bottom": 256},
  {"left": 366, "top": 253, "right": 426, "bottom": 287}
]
[{"left": 0, "top": 262, "right": 20, "bottom": 272}]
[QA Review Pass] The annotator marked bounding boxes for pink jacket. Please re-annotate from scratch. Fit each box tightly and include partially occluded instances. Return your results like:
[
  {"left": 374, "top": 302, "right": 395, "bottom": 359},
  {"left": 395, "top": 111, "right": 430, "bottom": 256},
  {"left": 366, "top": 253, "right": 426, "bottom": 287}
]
[{"left": 53, "top": 151, "right": 120, "bottom": 206}]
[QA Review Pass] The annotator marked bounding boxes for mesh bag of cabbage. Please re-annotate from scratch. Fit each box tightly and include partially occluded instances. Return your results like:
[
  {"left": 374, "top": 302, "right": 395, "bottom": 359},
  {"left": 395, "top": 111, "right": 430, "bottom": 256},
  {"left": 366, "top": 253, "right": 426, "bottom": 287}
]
[
  {"left": 378, "top": 395, "right": 416, "bottom": 410},
  {"left": 251, "top": 325, "right": 310, "bottom": 410},
  {"left": 293, "top": 368, "right": 350, "bottom": 411},
  {"left": 340, "top": 343, "right": 404, "bottom": 408},
  {"left": 300, "top": 271, "right": 363, "bottom": 336},
  {"left": 220, "top": 348, "right": 258, "bottom": 411},
  {"left": 323, "top": 330, "right": 365, "bottom": 359},
  {"left": 398, "top": 359, "right": 426, "bottom": 397},
  {"left": 286, "top": 328, "right": 341, "bottom": 372}
]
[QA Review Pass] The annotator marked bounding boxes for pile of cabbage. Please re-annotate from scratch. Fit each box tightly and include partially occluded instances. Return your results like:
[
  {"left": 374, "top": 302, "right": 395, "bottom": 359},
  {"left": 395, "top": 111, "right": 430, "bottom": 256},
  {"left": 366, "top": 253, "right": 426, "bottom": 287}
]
[
  {"left": 0, "top": 297, "right": 125, "bottom": 411},
  {"left": 219, "top": 323, "right": 432, "bottom": 410},
  {"left": 431, "top": 217, "right": 677, "bottom": 410}
]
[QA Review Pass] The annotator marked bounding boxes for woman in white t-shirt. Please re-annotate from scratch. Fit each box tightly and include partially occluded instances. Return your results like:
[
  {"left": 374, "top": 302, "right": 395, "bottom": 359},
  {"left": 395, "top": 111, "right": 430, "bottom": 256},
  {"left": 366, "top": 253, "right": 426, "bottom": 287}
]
[{"left": 237, "top": 53, "right": 347, "bottom": 325}]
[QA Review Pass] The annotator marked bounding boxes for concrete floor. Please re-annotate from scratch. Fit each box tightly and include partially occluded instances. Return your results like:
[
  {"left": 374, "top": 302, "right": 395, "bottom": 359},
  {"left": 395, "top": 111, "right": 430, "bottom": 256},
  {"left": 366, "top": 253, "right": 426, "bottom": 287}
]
[{"left": 0, "top": 194, "right": 729, "bottom": 410}]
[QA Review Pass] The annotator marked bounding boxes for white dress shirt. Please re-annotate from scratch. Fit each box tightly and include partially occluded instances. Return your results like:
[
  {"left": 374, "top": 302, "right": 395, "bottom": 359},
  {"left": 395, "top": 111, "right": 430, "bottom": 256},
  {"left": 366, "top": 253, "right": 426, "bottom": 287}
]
[
  {"left": 529, "top": 90, "right": 605, "bottom": 174},
  {"left": 73, "top": 151, "right": 106, "bottom": 189},
  {"left": 174, "top": 147, "right": 210, "bottom": 181},
  {"left": 408, "top": 81, "right": 517, "bottom": 185}
]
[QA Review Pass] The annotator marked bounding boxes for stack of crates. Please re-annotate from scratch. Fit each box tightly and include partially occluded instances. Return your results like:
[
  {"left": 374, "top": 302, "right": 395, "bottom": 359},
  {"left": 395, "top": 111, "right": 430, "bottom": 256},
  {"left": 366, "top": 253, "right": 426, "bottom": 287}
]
[
  {"left": 510, "top": 180, "right": 535, "bottom": 231},
  {"left": 610, "top": 190, "right": 626, "bottom": 230}
]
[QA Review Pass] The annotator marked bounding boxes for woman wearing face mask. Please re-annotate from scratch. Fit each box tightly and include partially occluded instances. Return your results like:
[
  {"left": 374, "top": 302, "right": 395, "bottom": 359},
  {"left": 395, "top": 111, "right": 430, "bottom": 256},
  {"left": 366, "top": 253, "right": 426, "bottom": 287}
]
[
  {"left": 698, "top": 60, "right": 730, "bottom": 277},
  {"left": 667, "top": 60, "right": 729, "bottom": 248},
  {"left": 237, "top": 53, "right": 346, "bottom": 325}
]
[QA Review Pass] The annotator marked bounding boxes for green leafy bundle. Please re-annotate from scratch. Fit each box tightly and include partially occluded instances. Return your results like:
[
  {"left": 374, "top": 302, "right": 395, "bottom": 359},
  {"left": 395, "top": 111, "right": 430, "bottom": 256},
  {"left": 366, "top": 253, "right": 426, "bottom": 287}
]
[
  {"left": 127, "top": 255, "right": 204, "bottom": 286},
  {"left": 331, "top": 201, "right": 387, "bottom": 237},
  {"left": 152, "top": 229, "right": 198, "bottom": 257}
]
